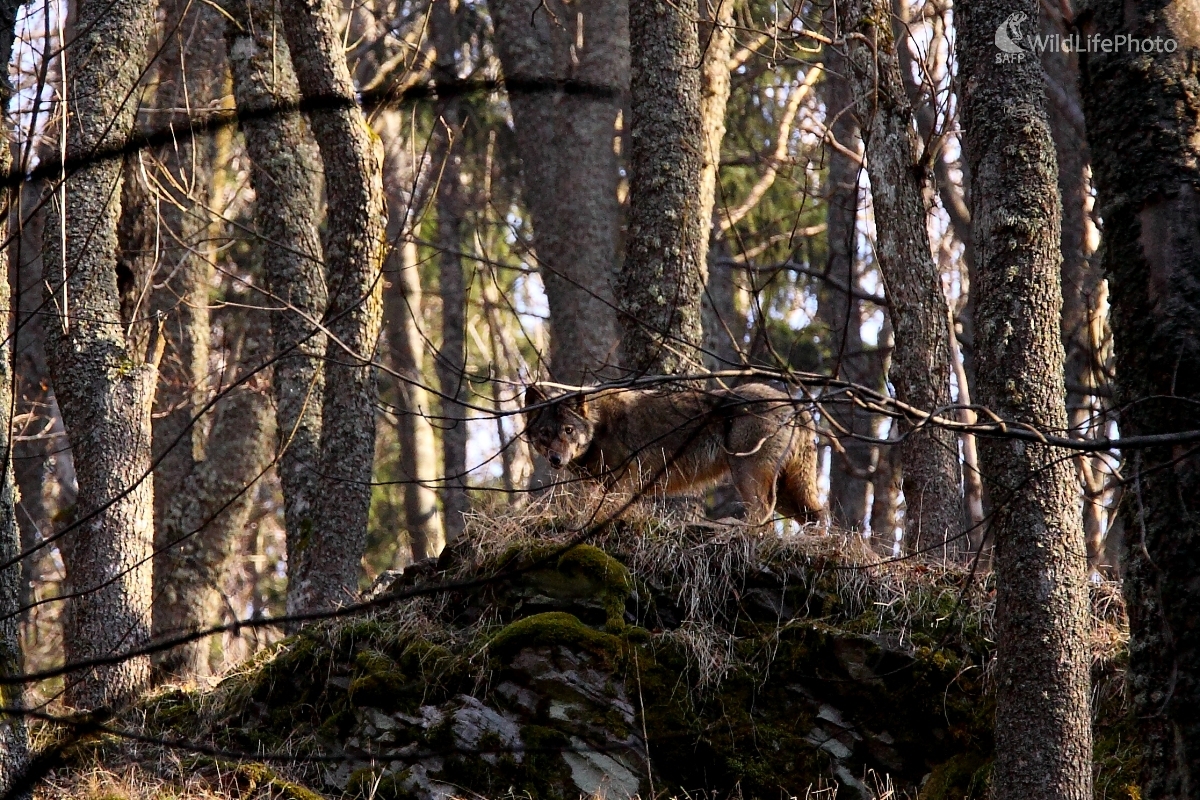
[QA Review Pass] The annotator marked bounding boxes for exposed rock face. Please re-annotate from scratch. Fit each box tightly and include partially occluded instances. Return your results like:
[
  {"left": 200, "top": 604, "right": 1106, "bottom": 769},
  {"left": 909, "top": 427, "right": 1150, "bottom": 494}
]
[{"left": 129, "top": 520, "right": 1131, "bottom": 800}]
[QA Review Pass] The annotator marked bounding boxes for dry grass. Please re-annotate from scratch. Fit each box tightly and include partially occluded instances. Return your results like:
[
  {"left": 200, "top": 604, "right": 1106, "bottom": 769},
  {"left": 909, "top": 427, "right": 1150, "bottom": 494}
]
[{"left": 30, "top": 491, "right": 1129, "bottom": 800}]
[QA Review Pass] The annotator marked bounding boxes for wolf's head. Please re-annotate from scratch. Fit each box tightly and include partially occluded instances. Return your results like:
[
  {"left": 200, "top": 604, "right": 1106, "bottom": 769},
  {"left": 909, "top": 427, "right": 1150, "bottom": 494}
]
[{"left": 523, "top": 385, "right": 595, "bottom": 469}]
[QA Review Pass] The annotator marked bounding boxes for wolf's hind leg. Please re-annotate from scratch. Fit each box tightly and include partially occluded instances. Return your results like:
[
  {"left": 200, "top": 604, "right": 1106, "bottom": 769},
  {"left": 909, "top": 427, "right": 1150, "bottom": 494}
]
[{"left": 731, "top": 459, "right": 779, "bottom": 526}]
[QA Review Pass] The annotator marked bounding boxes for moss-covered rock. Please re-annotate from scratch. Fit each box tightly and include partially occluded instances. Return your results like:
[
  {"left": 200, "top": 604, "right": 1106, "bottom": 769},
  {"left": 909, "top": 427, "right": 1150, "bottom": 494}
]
[{"left": 83, "top": 521, "right": 1128, "bottom": 800}]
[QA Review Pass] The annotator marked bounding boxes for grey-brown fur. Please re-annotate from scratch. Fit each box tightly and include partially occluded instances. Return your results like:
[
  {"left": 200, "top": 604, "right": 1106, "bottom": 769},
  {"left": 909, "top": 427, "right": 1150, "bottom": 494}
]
[{"left": 524, "top": 383, "right": 823, "bottom": 524}]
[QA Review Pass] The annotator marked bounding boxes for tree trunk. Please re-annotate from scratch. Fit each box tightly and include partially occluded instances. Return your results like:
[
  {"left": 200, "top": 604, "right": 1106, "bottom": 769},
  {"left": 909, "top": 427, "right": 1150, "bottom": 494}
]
[
  {"left": 152, "top": 314, "right": 274, "bottom": 679},
  {"left": 959, "top": 0, "right": 1093, "bottom": 796},
  {"left": 9, "top": 178, "right": 51, "bottom": 624},
  {"left": 617, "top": 0, "right": 707, "bottom": 376},
  {"left": 1079, "top": 1, "right": 1200, "bottom": 793},
  {"left": 839, "top": 0, "right": 965, "bottom": 553},
  {"left": 816, "top": 58, "right": 872, "bottom": 531},
  {"left": 430, "top": 0, "right": 470, "bottom": 543},
  {"left": 1, "top": 0, "right": 29, "bottom": 782},
  {"left": 696, "top": 0, "right": 734, "bottom": 244},
  {"left": 224, "top": 0, "right": 329, "bottom": 619},
  {"left": 490, "top": 0, "right": 625, "bottom": 384},
  {"left": 149, "top": 0, "right": 226, "bottom": 679},
  {"left": 1041, "top": 7, "right": 1107, "bottom": 570},
  {"left": 42, "top": 0, "right": 159, "bottom": 710},
  {"left": 378, "top": 111, "right": 444, "bottom": 561},
  {"left": 699, "top": 1, "right": 741, "bottom": 375},
  {"left": 149, "top": 0, "right": 221, "bottom": 546},
  {"left": 281, "top": 0, "right": 387, "bottom": 612}
]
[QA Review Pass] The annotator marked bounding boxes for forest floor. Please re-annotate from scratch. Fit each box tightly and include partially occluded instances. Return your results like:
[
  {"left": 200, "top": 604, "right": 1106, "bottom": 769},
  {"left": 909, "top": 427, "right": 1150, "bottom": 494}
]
[{"left": 33, "top": 492, "right": 1135, "bottom": 800}]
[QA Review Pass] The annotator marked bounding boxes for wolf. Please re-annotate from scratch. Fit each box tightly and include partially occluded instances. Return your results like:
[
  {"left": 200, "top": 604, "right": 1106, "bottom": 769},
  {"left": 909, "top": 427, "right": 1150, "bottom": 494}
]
[{"left": 523, "top": 382, "right": 824, "bottom": 525}]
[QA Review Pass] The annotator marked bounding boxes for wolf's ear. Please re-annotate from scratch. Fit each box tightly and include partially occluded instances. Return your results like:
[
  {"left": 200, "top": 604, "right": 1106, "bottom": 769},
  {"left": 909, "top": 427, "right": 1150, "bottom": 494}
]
[
  {"left": 524, "top": 384, "right": 547, "bottom": 408},
  {"left": 566, "top": 392, "right": 588, "bottom": 417}
]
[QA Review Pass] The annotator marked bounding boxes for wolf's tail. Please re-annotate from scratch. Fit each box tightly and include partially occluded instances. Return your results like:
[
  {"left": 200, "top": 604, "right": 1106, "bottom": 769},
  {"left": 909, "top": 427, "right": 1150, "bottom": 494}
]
[{"left": 774, "top": 425, "right": 824, "bottom": 523}]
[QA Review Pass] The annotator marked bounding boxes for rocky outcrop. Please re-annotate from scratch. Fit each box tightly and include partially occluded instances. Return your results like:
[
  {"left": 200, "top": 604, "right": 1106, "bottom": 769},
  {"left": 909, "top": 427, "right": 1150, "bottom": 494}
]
[{"left": 127, "top": 516, "right": 1131, "bottom": 800}]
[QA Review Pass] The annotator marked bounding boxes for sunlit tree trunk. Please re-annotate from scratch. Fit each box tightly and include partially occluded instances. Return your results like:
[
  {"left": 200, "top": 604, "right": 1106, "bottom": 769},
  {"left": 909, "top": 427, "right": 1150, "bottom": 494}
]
[
  {"left": 42, "top": 0, "right": 159, "bottom": 710},
  {"left": 699, "top": 1, "right": 741, "bottom": 375},
  {"left": 1080, "top": 0, "right": 1200, "bottom": 792},
  {"left": 281, "top": 0, "right": 387, "bottom": 611},
  {"left": 1041, "top": 6, "right": 1107, "bottom": 570},
  {"left": 149, "top": 0, "right": 222, "bottom": 578},
  {"left": 224, "top": 0, "right": 329, "bottom": 619},
  {"left": 149, "top": 0, "right": 236, "bottom": 679},
  {"left": 152, "top": 313, "right": 273, "bottom": 679},
  {"left": 840, "top": 0, "right": 965, "bottom": 553},
  {"left": 959, "top": 0, "right": 1093, "bottom": 795},
  {"left": 617, "top": 0, "right": 707, "bottom": 375}
]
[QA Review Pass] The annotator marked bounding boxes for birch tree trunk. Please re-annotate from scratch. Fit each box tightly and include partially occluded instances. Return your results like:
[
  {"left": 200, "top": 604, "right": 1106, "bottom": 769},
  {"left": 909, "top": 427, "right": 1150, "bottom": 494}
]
[
  {"left": 840, "top": 0, "right": 965, "bottom": 553},
  {"left": 1079, "top": 0, "right": 1200, "bottom": 792},
  {"left": 617, "top": 0, "right": 707, "bottom": 376},
  {"left": 281, "top": 0, "right": 387, "bottom": 612},
  {"left": 490, "top": 0, "right": 626, "bottom": 384},
  {"left": 224, "top": 0, "right": 329, "bottom": 618},
  {"left": 959, "top": 0, "right": 1093, "bottom": 795},
  {"left": 42, "top": 0, "right": 159, "bottom": 710}
]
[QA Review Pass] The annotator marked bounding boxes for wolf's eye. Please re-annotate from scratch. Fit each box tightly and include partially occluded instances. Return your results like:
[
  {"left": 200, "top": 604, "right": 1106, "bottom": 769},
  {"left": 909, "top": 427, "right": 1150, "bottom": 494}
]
[{"left": 564, "top": 425, "right": 575, "bottom": 435}]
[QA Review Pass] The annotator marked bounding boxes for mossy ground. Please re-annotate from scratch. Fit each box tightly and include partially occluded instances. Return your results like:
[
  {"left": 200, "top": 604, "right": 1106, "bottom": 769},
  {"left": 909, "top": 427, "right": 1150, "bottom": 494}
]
[{"left": 35, "top": 501, "right": 1133, "bottom": 800}]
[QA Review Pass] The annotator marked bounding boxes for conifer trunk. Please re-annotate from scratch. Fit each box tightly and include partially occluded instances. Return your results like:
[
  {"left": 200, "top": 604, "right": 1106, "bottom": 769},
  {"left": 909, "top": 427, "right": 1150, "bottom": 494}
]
[
  {"left": 959, "top": 0, "right": 1093, "bottom": 795},
  {"left": 1079, "top": 0, "right": 1200, "bottom": 792},
  {"left": 490, "top": 0, "right": 626, "bottom": 384}
]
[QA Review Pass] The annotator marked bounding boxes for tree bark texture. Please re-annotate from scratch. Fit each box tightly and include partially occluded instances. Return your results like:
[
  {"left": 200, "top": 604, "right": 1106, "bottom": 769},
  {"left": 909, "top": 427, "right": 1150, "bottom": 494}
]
[
  {"left": 151, "top": 313, "right": 274, "bottom": 678},
  {"left": 42, "top": 0, "right": 159, "bottom": 710},
  {"left": 699, "top": 2, "right": 741, "bottom": 374},
  {"left": 9, "top": 179, "right": 51, "bottom": 622},
  {"left": 839, "top": 0, "right": 965, "bottom": 552},
  {"left": 281, "top": 0, "right": 387, "bottom": 612},
  {"left": 816, "top": 58, "right": 872, "bottom": 531},
  {"left": 1, "top": 0, "right": 30, "bottom": 782},
  {"left": 149, "top": 0, "right": 223, "bottom": 537},
  {"left": 959, "top": 0, "right": 1094, "bottom": 796},
  {"left": 149, "top": 0, "right": 227, "bottom": 679},
  {"left": 378, "top": 113, "right": 444, "bottom": 561},
  {"left": 224, "top": 0, "right": 329, "bottom": 617},
  {"left": 1079, "top": 1, "right": 1200, "bottom": 794},
  {"left": 617, "top": 0, "right": 707, "bottom": 376},
  {"left": 697, "top": 0, "right": 734, "bottom": 244},
  {"left": 430, "top": 0, "right": 470, "bottom": 544},
  {"left": 490, "top": 0, "right": 626, "bottom": 384},
  {"left": 1041, "top": 7, "right": 1108, "bottom": 570}
]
